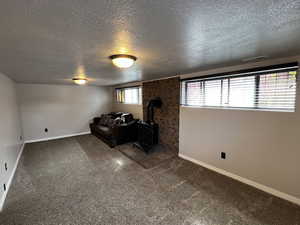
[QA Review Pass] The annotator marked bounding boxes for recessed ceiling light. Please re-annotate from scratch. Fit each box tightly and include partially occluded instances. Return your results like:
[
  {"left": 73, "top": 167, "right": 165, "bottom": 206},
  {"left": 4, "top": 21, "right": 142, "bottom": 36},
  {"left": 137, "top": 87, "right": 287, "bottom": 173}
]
[
  {"left": 72, "top": 78, "right": 87, "bottom": 85},
  {"left": 109, "top": 54, "right": 137, "bottom": 68}
]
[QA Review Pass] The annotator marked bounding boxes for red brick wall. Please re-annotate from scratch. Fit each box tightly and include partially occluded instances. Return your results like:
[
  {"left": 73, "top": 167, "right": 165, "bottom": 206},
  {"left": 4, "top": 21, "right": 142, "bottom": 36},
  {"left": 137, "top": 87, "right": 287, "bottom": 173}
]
[{"left": 142, "top": 77, "right": 180, "bottom": 154}]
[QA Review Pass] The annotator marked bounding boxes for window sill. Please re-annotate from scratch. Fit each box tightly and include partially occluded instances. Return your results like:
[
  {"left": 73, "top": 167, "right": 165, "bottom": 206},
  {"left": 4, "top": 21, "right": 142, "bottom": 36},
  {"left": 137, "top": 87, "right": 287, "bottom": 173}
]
[
  {"left": 180, "top": 105, "right": 294, "bottom": 113},
  {"left": 115, "top": 102, "right": 142, "bottom": 106}
]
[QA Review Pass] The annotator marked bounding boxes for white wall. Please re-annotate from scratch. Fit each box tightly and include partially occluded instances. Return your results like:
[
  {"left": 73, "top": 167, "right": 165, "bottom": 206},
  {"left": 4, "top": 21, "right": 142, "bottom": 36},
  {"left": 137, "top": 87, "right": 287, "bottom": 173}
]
[
  {"left": 179, "top": 56, "right": 300, "bottom": 201},
  {"left": 0, "top": 73, "right": 23, "bottom": 209},
  {"left": 17, "top": 84, "right": 112, "bottom": 142}
]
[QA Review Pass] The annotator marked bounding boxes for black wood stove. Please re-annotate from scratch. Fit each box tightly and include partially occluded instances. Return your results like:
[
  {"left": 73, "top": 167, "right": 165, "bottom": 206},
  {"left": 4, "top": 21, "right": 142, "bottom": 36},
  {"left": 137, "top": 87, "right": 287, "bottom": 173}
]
[{"left": 134, "top": 97, "right": 162, "bottom": 153}]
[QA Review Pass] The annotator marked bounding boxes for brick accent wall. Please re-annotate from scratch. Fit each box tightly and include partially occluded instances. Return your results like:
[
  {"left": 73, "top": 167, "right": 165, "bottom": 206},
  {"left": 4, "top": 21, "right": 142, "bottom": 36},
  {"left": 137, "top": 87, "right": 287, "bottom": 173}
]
[{"left": 142, "top": 77, "right": 180, "bottom": 154}]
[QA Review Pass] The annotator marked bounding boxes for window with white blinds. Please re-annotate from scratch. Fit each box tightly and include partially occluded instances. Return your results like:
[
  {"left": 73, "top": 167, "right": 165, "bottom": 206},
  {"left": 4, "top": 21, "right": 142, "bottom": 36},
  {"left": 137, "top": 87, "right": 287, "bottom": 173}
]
[
  {"left": 181, "top": 63, "right": 298, "bottom": 112},
  {"left": 115, "top": 86, "right": 142, "bottom": 104}
]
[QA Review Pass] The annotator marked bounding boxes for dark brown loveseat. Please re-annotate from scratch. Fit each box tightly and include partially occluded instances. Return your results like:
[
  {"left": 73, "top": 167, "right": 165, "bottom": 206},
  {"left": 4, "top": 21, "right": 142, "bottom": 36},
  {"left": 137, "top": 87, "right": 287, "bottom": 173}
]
[{"left": 90, "top": 112, "right": 137, "bottom": 147}]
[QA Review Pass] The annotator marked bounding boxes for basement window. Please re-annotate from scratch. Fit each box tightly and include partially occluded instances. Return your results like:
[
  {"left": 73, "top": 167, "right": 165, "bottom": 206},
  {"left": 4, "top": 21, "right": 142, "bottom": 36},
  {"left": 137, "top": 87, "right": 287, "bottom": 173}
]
[
  {"left": 115, "top": 86, "right": 142, "bottom": 104},
  {"left": 181, "top": 63, "right": 298, "bottom": 112}
]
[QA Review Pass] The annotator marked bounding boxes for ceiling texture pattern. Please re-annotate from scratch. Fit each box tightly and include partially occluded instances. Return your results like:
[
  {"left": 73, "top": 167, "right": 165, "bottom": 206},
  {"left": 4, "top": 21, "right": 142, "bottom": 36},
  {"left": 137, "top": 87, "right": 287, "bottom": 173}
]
[{"left": 0, "top": 0, "right": 300, "bottom": 86}]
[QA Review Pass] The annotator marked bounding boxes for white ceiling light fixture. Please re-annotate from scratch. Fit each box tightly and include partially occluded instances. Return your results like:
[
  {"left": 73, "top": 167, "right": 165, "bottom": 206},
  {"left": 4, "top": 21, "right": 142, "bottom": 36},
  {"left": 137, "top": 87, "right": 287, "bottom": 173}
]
[
  {"left": 110, "top": 54, "right": 137, "bottom": 68},
  {"left": 72, "top": 78, "right": 88, "bottom": 85}
]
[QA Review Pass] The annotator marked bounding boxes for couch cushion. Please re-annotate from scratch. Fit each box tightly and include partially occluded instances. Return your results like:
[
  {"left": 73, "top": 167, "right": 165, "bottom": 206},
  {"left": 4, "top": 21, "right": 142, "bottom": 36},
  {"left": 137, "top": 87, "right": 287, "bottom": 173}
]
[
  {"left": 95, "top": 125, "right": 112, "bottom": 137},
  {"left": 109, "top": 112, "right": 123, "bottom": 118},
  {"left": 99, "top": 114, "right": 113, "bottom": 126},
  {"left": 98, "top": 112, "right": 134, "bottom": 127},
  {"left": 114, "top": 117, "right": 122, "bottom": 125}
]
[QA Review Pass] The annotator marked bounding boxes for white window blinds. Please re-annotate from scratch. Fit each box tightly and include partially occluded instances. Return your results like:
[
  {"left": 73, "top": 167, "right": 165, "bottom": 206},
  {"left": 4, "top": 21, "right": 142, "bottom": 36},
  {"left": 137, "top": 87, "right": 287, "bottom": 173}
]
[{"left": 181, "top": 63, "right": 298, "bottom": 112}]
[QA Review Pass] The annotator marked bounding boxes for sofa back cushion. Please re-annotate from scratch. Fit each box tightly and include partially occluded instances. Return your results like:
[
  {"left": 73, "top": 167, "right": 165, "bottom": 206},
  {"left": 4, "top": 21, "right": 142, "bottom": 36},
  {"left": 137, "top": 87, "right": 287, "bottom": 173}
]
[
  {"left": 99, "top": 114, "right": 112, "bottom": 126},
  {"left": 98, "top": 112, "right": 134, "bottom": 127}
]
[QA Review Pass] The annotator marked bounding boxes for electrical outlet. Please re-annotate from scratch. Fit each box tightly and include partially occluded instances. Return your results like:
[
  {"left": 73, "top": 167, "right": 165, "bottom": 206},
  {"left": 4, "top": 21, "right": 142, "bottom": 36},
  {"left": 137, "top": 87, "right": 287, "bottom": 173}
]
[
  {"left": 221, "top": 152, "right": 226, "bottom": 159},
  {"left": 3, "top": 184, "right": 6, "bottom": 191},
  {"left": 45, "top": 128, "right": 48, "bottom": 133},
  {"left": 5, "top": 163, "right": 7, "bottom": 171}
]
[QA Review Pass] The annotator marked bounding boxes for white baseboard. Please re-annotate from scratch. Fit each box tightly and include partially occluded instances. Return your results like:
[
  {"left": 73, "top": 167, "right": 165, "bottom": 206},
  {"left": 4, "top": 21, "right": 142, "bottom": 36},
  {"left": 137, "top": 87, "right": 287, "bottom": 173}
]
[
  {"left": 0, "top": 143, "right": 25, "bottom": 212},
  {"left": 178, "top": 153, "right": 300, "bottom": 206},
  {"left": 25, "top": 131, "right": 91, "bottom": 144}
]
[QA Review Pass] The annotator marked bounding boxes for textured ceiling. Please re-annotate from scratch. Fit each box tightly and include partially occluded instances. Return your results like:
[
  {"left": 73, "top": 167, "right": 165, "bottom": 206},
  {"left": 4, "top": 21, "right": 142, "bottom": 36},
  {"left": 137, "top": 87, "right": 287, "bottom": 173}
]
[{"left": 1, "top": 0, "right": 300, "bottom": 86}]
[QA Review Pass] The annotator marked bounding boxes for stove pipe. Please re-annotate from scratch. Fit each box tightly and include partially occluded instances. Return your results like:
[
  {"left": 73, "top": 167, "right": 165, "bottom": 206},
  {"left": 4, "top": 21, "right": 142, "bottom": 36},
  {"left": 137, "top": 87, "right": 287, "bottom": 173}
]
[{"left": 146, "top": 97, "right": 162, "bottom": 123}]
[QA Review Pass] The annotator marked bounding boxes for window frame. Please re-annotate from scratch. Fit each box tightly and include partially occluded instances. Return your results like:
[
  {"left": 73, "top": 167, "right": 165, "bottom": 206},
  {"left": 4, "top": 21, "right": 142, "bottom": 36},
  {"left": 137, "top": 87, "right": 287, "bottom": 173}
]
[
  {"left": 181, "top": 63, "right": 298, "bottom": 112},
  {"left": 115, "top": 86, "right": 142, "bottom": 105}
]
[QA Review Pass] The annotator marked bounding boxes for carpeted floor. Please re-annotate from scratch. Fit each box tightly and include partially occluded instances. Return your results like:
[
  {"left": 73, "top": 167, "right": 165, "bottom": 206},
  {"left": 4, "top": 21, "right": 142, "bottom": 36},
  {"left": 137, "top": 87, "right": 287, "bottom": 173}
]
[{"left": 0, "top": 134, "right": 299, "bottom": 225}]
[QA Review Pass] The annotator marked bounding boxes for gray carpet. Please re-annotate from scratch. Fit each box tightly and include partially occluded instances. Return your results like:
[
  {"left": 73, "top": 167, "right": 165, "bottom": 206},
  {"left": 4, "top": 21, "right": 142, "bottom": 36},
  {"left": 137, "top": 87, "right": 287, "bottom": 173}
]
[
  {"left": 115, "top": 143, "right": 176, "bottom": 169},
  {"left": 0, "top": 134, "right": 299, "bottom": 225}
]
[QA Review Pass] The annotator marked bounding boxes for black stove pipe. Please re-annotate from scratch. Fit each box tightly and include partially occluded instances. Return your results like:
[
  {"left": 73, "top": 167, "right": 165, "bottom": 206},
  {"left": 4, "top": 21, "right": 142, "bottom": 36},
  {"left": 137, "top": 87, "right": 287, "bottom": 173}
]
[{"left": 146, "top": 97, "right": 162, "bottom": 124}]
